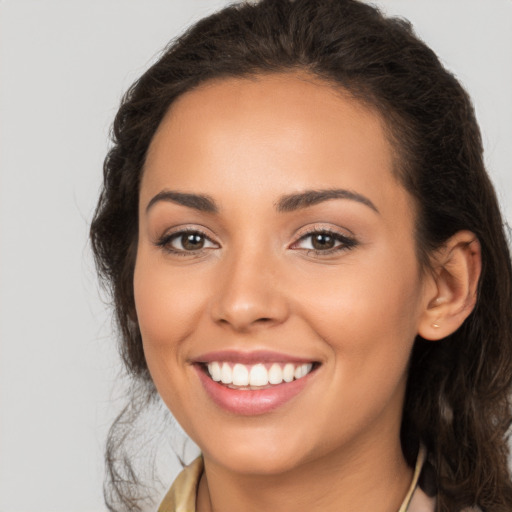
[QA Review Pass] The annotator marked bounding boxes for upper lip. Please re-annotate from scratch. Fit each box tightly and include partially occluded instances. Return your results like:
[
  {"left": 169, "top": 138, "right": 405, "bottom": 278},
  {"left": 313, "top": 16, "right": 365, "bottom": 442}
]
[{"left": 191, "top": 350, "right": 317, "bottom": 365}]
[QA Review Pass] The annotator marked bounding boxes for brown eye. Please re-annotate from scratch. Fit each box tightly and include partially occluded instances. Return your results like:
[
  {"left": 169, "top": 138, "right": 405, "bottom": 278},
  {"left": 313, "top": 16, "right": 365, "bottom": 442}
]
[
  {"left": 158, "top": 230, "right": 218, "bottom": 254},
  {"left": 293, "top": 230, "right": 357, "bottom": 255},
  {"left": 311, "top": 233, "right": 335, "bottom": 250},
  {"left": 180, "top": 232, "right": 205, "bottom": 250}
]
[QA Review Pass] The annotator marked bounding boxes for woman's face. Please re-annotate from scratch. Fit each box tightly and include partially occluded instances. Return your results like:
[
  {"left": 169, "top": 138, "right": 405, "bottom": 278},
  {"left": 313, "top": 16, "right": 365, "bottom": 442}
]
[{"left": 135, "top": 73, "right": 433, "bottom": 475}]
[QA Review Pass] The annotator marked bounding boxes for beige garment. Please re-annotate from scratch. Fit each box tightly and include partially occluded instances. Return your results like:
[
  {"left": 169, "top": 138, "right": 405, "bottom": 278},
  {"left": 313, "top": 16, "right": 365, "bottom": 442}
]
[
  {"left": 158, "top": 446, "right": 435, "bottom": 512},
  {"left": 159, "top": 457, "right": 202, "bottom": 512}
]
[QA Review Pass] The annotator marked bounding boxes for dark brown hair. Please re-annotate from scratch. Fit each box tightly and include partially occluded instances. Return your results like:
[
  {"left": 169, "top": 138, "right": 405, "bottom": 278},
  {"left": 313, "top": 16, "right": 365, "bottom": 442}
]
[{"left": 90, "top": 0, "right": 512, "bottom": 510}]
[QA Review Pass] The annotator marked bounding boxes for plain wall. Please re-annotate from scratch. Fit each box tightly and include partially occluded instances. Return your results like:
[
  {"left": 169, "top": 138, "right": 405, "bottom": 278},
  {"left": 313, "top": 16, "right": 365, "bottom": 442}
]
[{"left": 0, "top": 1, "right": 510, "bottom": 511}]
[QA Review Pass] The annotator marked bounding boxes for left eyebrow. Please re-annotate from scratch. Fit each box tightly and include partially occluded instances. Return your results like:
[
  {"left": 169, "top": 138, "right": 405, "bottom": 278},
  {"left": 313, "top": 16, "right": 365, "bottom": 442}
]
[
  {"left": 146, "top": 190, "right": 219, "bottom": 213},
  {"left": 275, "top": 188, "right": 379, "bottom": 214}
]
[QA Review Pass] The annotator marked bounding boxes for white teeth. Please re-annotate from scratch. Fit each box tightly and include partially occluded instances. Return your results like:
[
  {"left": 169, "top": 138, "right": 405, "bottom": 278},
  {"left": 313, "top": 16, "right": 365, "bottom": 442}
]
[
  {"left": 208, "top": 362, "right": 222, "bottom": 382},
  {"left": 232, "top": 363, "right": 249, "bottom": 386},
  {"left": 294, "top": 363, "right": 312, "bottom": 379},
  {"left": 268, "top": 363, "right": 283, "bottom": 384},
  {"left": 220, "top": 362, "right": 232, "bottom": 384},
  {"left": 249, "top": 364, "right": 268, "bottom": 386},
  {"left": 283, "top": 363, "right": 295, "bottom": 382},
  {"left": 206, "top": 361, "right": 314, "bottom": 387}
]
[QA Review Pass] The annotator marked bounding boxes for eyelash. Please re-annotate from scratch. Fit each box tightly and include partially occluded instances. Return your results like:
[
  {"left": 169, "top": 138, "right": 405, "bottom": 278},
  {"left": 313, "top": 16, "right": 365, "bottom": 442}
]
[{"left": 155, "top": 228, "right": 358, "bottom": 257}]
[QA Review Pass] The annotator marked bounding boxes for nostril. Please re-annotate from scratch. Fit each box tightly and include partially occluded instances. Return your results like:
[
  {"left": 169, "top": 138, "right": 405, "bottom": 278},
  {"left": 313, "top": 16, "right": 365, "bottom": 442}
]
[{"left": 220, "top": 316, "right": 272, "bottom": 324}]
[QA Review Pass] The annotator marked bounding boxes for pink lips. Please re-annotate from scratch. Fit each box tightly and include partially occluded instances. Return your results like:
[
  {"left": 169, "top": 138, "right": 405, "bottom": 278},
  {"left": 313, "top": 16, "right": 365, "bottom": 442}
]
[{"left": 192, "top": 350, "right": 317, "bottom": 416}]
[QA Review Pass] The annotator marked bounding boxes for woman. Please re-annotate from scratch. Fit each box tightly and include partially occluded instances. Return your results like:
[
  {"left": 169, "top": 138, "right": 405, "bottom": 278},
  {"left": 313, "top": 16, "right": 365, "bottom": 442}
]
[{"left": 90, "top": 0, "right": 512, "bottom": 510}]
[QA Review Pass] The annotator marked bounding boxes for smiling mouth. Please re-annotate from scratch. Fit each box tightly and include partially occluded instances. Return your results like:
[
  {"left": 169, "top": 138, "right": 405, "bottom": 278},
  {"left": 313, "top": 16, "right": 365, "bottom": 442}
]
[{"left": 202, "top": 361, "right": 317, "bottom": 389}]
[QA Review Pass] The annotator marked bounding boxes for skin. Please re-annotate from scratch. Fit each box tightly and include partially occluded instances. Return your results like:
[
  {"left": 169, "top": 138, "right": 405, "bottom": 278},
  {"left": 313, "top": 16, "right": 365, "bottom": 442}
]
[{"left": 134, "top": 73, "right": 479, "bottom": 511}]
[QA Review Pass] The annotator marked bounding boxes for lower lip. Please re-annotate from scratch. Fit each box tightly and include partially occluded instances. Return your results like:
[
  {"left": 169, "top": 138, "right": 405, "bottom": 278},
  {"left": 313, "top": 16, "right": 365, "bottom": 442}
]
[{"left": 195, "top": 365, "right": 314, "bottom": 415}]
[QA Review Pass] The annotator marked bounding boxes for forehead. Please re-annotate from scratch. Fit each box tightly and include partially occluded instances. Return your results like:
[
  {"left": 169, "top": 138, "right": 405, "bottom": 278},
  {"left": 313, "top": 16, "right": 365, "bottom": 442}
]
[{"left": 142, "top": 72, "right": 407, "bottom": 218}]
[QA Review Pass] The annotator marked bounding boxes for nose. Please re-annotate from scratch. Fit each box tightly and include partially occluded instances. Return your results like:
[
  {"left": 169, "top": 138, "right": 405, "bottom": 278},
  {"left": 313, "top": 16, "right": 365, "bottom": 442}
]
[{"left": 210, "top": 247, "right": 289, "bottom": 332}]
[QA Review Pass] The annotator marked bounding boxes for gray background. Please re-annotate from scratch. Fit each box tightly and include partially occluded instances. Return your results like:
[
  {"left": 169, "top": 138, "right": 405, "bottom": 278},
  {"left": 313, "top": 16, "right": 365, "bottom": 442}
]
[{"left": 0, "top": 1, "right": 510, "bottom": 511}]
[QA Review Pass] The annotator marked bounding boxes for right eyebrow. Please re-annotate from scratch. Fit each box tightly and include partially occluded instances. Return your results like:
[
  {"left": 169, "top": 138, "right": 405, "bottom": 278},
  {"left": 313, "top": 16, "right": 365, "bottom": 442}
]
[{"left": 145, "top": 190, "right": 219, "bottom": 214}]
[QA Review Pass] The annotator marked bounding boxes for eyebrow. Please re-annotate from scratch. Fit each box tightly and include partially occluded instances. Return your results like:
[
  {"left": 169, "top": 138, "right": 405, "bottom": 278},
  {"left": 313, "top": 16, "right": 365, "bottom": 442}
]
[
  {"left": 146, "top": 190, "right": 218, "bottom": 213},
  {"left": 276, "top": 189, "right": 379, "bottom": 214},
  {"left": 146, "top": 188, "right": 379, "bottom": 215}
]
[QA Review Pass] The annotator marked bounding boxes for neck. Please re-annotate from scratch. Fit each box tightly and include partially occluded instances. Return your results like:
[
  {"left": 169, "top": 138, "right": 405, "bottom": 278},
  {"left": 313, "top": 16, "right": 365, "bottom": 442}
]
[{"left": 197, "top": 435, "right": 413, "bottom": 512}]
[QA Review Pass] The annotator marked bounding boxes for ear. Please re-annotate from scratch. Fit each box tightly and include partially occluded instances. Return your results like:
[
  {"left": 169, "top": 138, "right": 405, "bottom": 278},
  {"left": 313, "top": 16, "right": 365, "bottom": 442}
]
[{"left": 418, "top": 231, "right": 481, "bottom": 341}]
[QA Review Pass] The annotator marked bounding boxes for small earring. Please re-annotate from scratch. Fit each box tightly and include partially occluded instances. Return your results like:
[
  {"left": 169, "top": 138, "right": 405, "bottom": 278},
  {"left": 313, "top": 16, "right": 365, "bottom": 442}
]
[{"left": 432, "top": 322, "right": 440, "bottom": 328}]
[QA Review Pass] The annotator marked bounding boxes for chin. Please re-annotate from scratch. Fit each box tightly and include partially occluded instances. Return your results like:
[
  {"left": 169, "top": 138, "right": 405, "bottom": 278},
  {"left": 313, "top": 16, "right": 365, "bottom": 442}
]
[
  {"left": 193, "top": 423, "right": 319, "bottom": 476},
  {"left": 207, "top": 446, "right": 308, "bottom": 476}
]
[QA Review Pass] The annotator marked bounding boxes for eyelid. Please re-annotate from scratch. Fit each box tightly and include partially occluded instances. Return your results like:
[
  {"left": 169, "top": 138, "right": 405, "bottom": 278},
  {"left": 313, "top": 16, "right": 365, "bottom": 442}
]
[
  {"left": 292, "top": 223, "right": 354, "bottom": 242},
  {"left": 297, "top": 221, "right": 355, "bottom": 238}
]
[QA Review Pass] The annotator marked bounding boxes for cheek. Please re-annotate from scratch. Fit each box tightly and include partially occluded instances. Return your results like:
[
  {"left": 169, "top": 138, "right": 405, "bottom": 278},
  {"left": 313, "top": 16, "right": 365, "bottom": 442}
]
[
  {"left": 133, "top": 249, "right": 206, "bottom": 362},
  {"left": 133, "top": 250, "right": 210, "bottom": 421},
  {"left": 296, "top": 249, "right": 422, "bottom": 373}
]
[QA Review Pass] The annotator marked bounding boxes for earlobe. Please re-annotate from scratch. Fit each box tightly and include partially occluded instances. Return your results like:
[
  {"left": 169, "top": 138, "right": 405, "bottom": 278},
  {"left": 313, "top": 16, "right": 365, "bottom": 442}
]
[{"left": 418, "top": 231, "right": 481, "bottom": 341}]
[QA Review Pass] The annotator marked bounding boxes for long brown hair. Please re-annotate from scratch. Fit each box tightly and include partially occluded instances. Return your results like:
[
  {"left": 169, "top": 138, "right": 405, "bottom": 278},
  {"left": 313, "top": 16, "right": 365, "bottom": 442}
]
[{"left": 90, "top": 1, "right": 512, "bottom": 510}]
